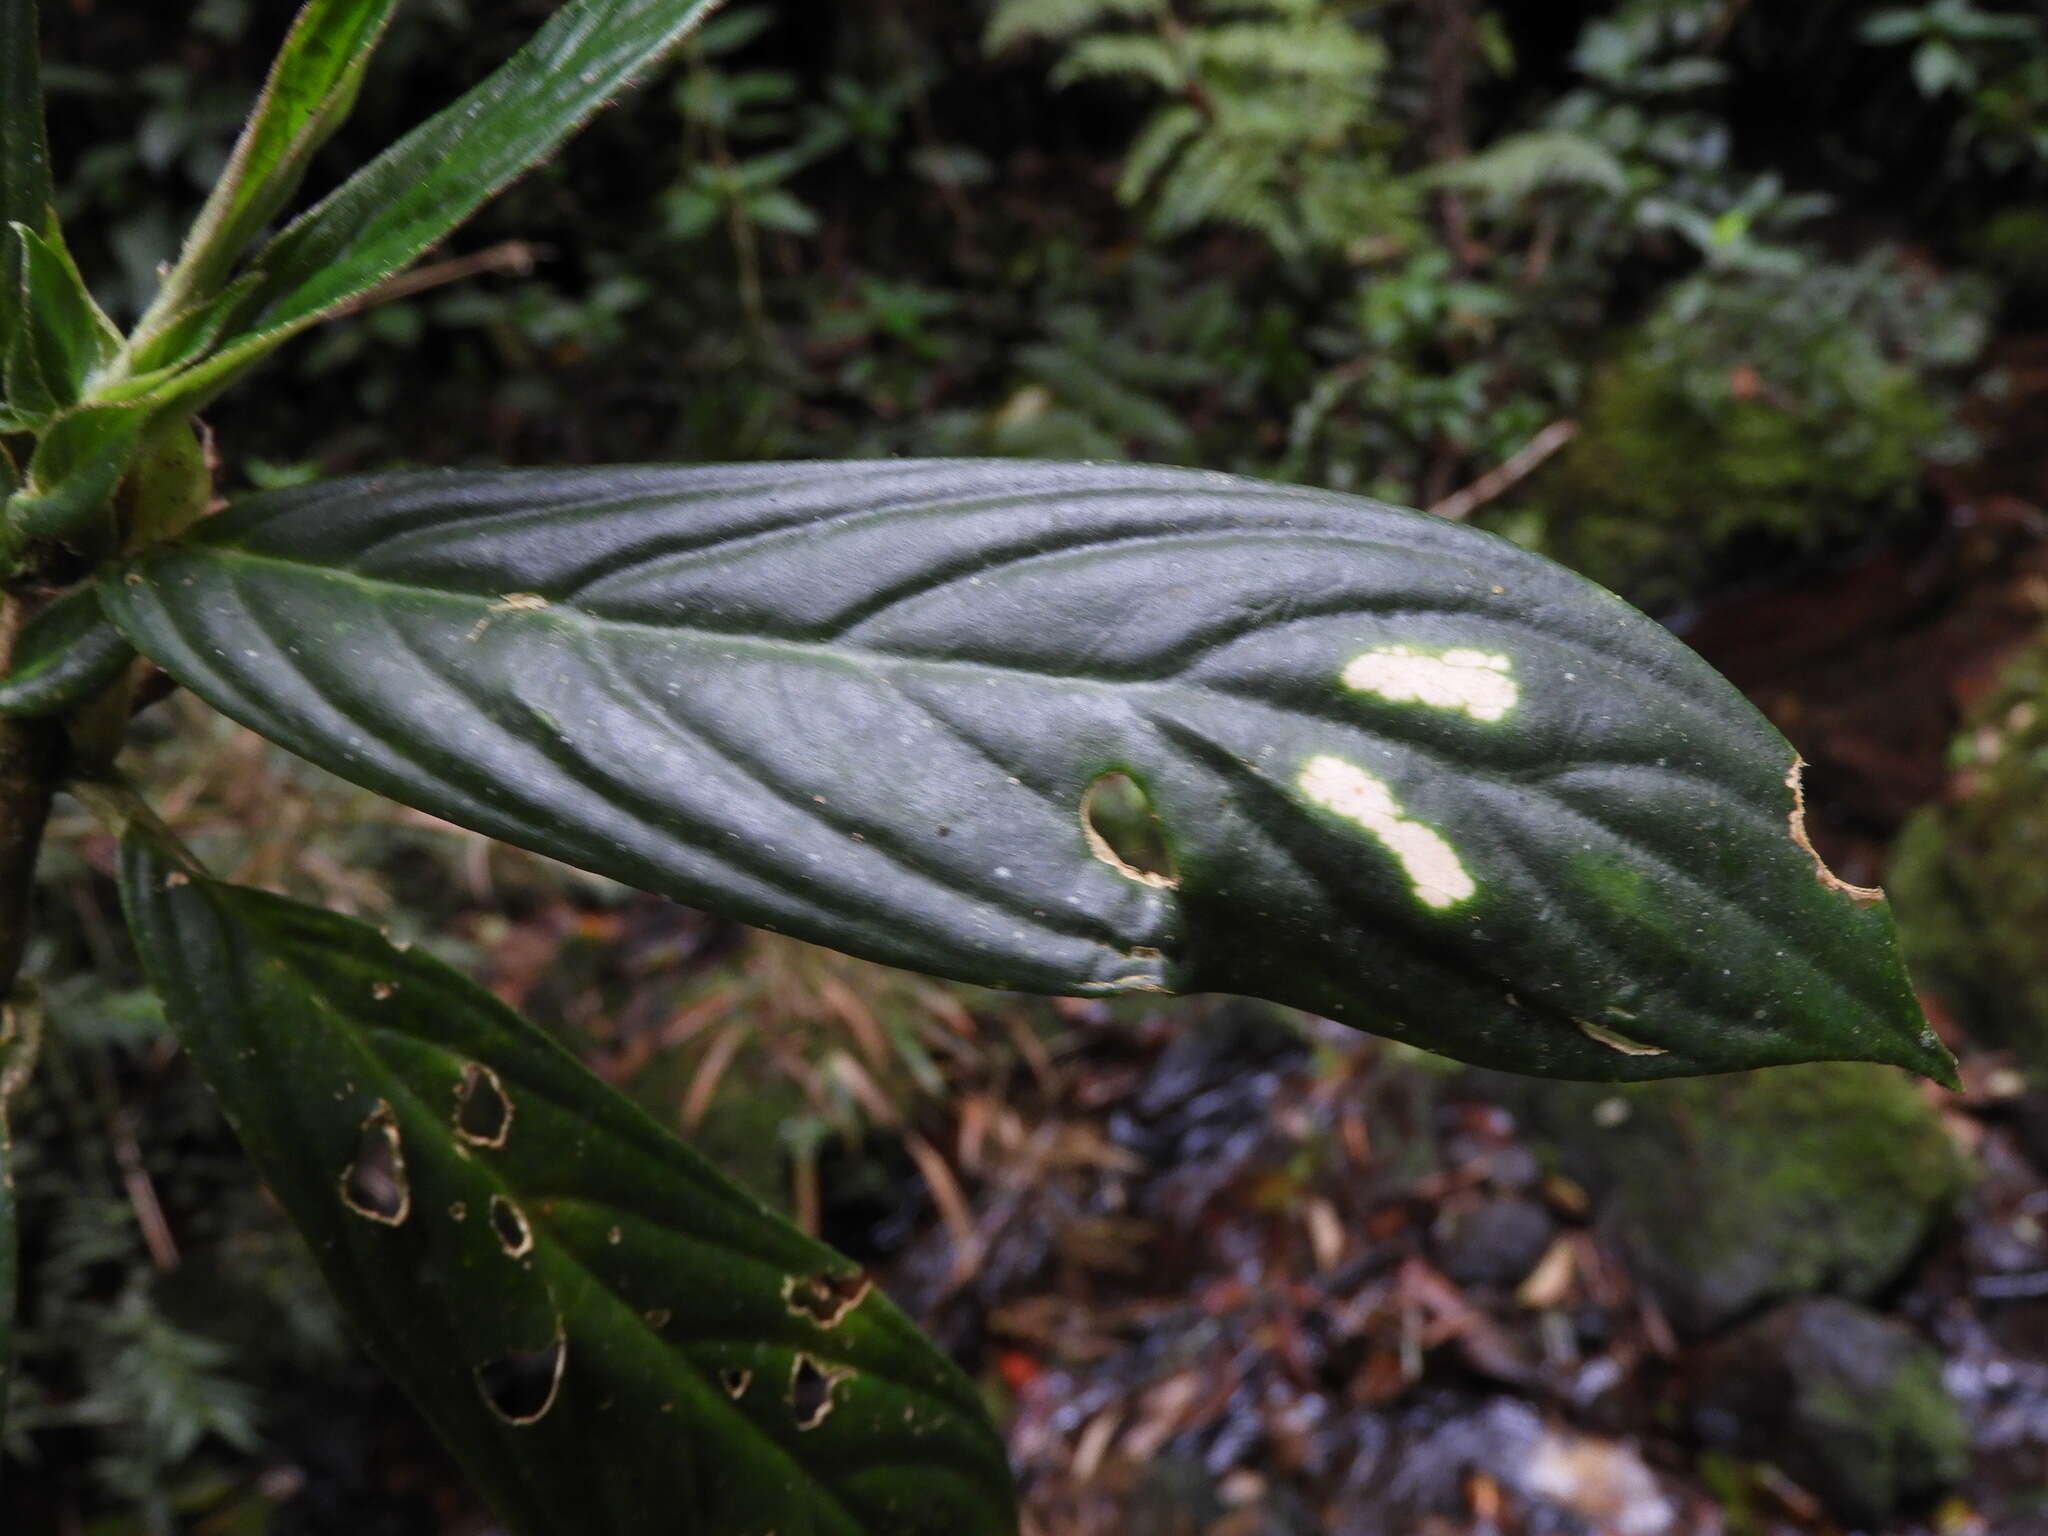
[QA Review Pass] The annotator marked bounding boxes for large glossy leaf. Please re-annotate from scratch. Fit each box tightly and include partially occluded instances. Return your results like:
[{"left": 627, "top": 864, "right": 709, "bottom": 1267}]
[
  {"left": 116, "top": 821, "right": 1016, "bottom": 1536},
  {"left": 128, "top": 0, "right": 403, "bottom": 370},
  {"left": 157, "top": 0, "right": 723, "bottom": 412},
  {"left": 101, "top": 460, "right": 1952, "bottom": 1083}
]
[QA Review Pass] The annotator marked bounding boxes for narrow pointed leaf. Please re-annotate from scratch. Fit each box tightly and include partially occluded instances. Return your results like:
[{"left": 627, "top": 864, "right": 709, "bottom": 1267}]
[
  {"left": 0, "top": 0, "right": 54, "bottom": 341},
  {"left": 101, "top": 460, "right": 1951, "bottom": 1083},
  {"left": 3, "top": 223, "right": 120, "bottom": 419},
  {"left": 192, "top": 0, "right": 723, "bottom": 384},
  {"left": 0, "top": 0, "right": 51, "bottom": 225},
  {"left": 0, "top": 584, "right": 133, "bottom": 716},
  {"left": 135, "top": 0, "right": 402, "bottom": 351},
  {"left": 117, "top": 825, "right": 1016, "bottom": 1536}
]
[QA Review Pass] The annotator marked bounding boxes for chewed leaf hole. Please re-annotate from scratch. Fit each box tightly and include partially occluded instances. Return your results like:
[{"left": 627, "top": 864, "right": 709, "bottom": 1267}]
[
  {"left": 784, "top": 1270, "right": 872, "bottom": 1329},
  {"left": 790, "top": 1354, "right": 850, "bottom": 1431},
  {"left": 490, "top": 1194, "right": 534, "bottom": 1258},
  {"left": 720, "top": 1366, "right": 752, "bottom": 1401},
  {"left": 454, "top": 1062, "right": 513, "bottom": 1148},
  {"left": 477, "top": 1336, "right": 566, "bottom": 1425},
  {"left": 1785, "top": 758, "right": 1883, "bottom": 907},
  {"left": 1081, "top": 772, "right": 1177, "bottom": 889},
  {"left": 341, "top": 1103, "right": 410, "bottom": 1225}
]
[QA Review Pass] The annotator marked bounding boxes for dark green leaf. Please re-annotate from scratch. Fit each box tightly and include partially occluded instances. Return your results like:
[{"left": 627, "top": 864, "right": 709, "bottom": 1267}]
[
  {"left": 0, "top": 0, "right": 52, "bottom": 238},
  {"left": 129, "top": 0, "right": 401, "bottom": 366},
  {"left": 181, "top": 0, "right": 723, "bottom": 399},
  {"left": 0, "top": 0, "right": 54, "bottom": 369},
  {"left": 116, "top": 823, "right": 1016, "bottom": 1536},
  {"left": 100, "top": 461, "right": 1953, "bottom": 1084},
  {"left": 0, "top": 585, "right": 133, "bottom": 716}
]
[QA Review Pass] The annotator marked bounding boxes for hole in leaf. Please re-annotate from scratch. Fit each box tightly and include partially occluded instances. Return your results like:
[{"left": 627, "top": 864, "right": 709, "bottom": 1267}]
[
  {"left": 720, "top": 1367, "right": 752, "bottom": 1401},
  {"left": 1785, "top": 758, "right": 1883, "bottom": 907},
  {"left": 790, "top": 1354, "right": 843, "bottom": 1431},
  {"left": 477, "top": 1337, "right": 566, "bottom": 1425},
  {"left": 1081, "top": 772, "right": 1177, "bottom": 889},
  {"left": 783, "top": 1270, "right": 872, "bottom": 1329},
  {"left": 340, "top": 1103, "right": 410, "bottom": 1225},
  {"left": 490, "top": 1194, "right": 533, "bottom": 1258},
  {"left": 454, "top": 1062, "right": 513, "bottom": 1148}
]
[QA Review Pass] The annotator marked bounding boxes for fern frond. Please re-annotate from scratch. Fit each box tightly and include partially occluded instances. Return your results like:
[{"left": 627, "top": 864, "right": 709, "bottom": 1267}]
[
  {"left": 984, "top": 0, "right": 1166, "bottom": 53},
  {"left": 1190, "top": 19, "right": 1384, "bottom": 82},
  {"left": 1429, "top": 129, "right": 1629, "bottom": 209},
  {"left": 1052, "top": 32, "right": 1190, "bottom": 90},
  {"left": 1119, "top": 103, "right": 1204, "bottom": 201},
  {"left": 1150, "top": 133, "right": 1271, "bottom": 237},
  {"left": 1018, "top": 341, "right": 1194, "bottom": 449}
]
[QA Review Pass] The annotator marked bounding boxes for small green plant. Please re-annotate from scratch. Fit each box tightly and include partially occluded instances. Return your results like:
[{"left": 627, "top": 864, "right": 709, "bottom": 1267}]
[
  {"left": 1863, "top": 0, "right": 2048, "bottom": 175},
  {"left": 0, "top": 2, "right": 1956, "bottom": 1530},
  {"left": 983, "top": 0, "right": 1416, "bottom": 260}
]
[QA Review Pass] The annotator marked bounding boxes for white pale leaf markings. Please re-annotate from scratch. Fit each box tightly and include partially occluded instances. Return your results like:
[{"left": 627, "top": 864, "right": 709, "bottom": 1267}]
[
  {"left": 1297, "top": 754, "right": 1476, "bottom": 910},
  {"left": 1341, "top": 646, "right": 1517, "bottom": 723}
]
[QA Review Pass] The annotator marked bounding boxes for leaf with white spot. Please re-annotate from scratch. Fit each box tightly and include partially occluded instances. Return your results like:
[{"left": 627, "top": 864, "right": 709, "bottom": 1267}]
[
  {"left": 100, "top": 459, "right": 1952, "bottom": 1082},
  {"left": 116, "top": 822, "right": 1016, "bottom": 1536}
]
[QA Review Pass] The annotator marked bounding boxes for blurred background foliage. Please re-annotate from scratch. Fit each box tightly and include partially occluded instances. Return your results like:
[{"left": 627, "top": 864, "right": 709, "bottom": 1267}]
[{"left": 11, "top": 0, "right": 2048, "bottom": 1530}]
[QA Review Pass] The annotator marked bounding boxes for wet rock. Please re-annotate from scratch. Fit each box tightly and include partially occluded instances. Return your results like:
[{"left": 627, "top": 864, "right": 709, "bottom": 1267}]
[
  {"left": 1434, "top": 1197, "right": 1558, "bottom": 1291},
  {"left": 1691, "top": 1298, "right": 1967, "bottom": 1528},
  {"left": 1385, "top": 1397, "right": 1675, "bottom": 1534},
  {"left": 1891, "top": 628, "right": 2048, "bottom": 1074},
  {"left": 1483, "top": 1064, "right": 1968, "bottom": 1333}
]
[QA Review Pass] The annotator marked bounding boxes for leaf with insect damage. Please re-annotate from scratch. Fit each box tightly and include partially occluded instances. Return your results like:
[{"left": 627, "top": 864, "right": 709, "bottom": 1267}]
[
  {"left": 101, "top": 459, "right": 1952, "bottom": 1083},
  {"left": 116, "top": 823, "right": 1016, "bottom": 1536}
]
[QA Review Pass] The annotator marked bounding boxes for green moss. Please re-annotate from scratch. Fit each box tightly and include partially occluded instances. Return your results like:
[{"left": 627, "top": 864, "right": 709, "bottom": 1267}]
[
  {"left": 1800, "top": 1348, "right": 1967, "bottom": 1509},
  {"left": 1493, "top": 1063, "right": 1969, "bottom": 1332},
  {"left": 1514, "top": 254, "right": 1984, "bottom": 610},
  {"left": 1695, "top": 1300, "right": 1967, "bottom": 1526},
  {"left": 1891, "top": 630, "right": 2048, "bottom": 1074}
]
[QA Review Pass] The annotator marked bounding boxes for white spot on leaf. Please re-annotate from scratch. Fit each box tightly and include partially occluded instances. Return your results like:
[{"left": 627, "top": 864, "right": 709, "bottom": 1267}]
[
  {"left": 1341, "top": 646, "right": 1517, "bottom": 723},
  {"left": 1297, "top": 755, "right": 1475, "bottom": 910}
]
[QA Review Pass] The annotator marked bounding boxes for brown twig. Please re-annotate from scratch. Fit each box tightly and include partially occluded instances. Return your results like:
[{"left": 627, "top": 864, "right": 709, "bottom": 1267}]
[
  {"left": 1428, "top": 419, "right": 1580, "bottom": 522},
  {"left": 1425, "top": 0, "right": 1480, "bottom": 270},
  {"left": 327, "top": 240, "right": 544, "bottom": 320}
]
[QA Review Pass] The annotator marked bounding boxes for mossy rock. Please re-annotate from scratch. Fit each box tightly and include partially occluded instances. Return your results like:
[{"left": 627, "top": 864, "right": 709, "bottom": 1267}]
[
  {"left": 1891, "top": 630, "right": 2048, "bottom": 1074},
  {"left": 1692, "top": 1299, "right": 1967, "bottom": 1527},
  {"left": 1512, "top": 256, "right": 1980, "bottom": 611},
  {"left": 1483, "top": 1063, "right": 1968, "bottom": 1334}
]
